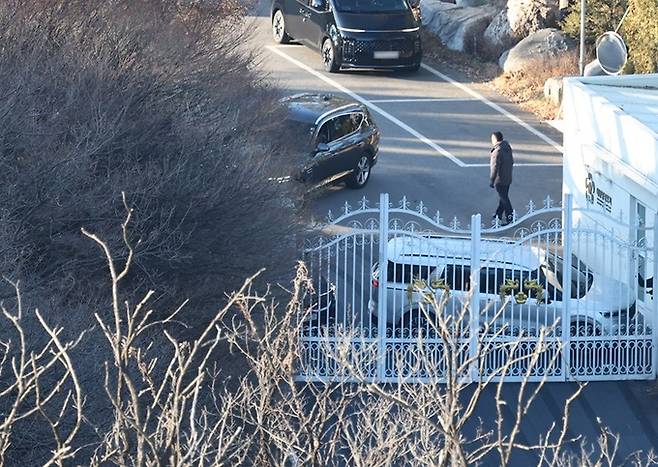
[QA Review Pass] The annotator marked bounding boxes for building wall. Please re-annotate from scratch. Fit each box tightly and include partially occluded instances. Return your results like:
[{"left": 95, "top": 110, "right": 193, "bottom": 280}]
[{"left": 562, "top": 77, "right": 657, "bottom": 288}]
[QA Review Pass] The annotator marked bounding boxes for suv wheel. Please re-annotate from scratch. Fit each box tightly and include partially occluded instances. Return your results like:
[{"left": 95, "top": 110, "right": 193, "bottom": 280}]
[
  {"left": 272, "top": 10, "right": 291, "bottom": 44},
  {"left": 321, "top": 38, "right": 339, "bottom": 73},
  {"left": 346, "top": 155, "right": 371, "bottom": 189}
]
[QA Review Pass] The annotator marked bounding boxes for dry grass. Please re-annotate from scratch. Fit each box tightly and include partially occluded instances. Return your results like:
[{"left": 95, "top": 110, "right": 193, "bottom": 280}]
[{"left": 491, "top": 52, "right": 579, "bottom": 120}]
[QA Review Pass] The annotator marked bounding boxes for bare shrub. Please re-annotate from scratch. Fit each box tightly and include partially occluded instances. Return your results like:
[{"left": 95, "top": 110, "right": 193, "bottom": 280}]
[
  {"left": 0, "top": 209, "right": 657, "bottom": 464},
  {"left": 0, "top": 0, "right": 304, "bottom": 315},
  {"left": 0, "top": 281, "right": 85, "bottom": 466},
  {"left": 491, "top": 51, "right": 579, "bottom": 119}
]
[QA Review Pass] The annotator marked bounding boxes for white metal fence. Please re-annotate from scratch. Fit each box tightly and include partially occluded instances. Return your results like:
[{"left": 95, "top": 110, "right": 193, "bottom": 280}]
[{"left": 299, "top": 193, "right": 657, "bottom": 383}]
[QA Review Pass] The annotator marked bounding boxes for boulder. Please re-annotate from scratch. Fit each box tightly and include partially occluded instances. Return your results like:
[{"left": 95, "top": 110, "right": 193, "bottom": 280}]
[
  {"left": 455, "top": 0, "right": 486, "bottom": 6},
  {"left": 482, "top": 10, "right": 514, "bottom": 58},
  {"left": 420, "top": 0, "right": 498, "bottom": 53},
  {"left": 499, "top": 28, "right": 576, "bottom": 73},
  {"left": 507, "top": 0, "right": 560, "bottom": 37},
  {"left": 483, "top": 0, "right": 560, "bottom": 58}
]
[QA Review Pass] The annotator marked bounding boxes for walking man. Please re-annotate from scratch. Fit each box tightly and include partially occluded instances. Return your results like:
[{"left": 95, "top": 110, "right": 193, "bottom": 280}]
[{"left": 489, "top": 131, "right": 514, "bottom": 224}]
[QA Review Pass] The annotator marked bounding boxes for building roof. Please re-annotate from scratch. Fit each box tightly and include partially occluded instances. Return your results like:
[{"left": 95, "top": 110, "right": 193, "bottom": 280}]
[{"left": 577, "top": 74, "right": 658, "bottom": 136}]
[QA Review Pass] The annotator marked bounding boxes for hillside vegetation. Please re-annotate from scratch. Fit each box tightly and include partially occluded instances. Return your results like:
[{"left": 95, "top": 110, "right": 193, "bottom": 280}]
[
  {"left": 562, "top": 0, "right": 658, "bottom": 73},
  {"left": 0, "top": 0, "right": 303, "bottom": 315},
  {"left": 0, "top": 1, "right": 305, "bottom": 462}
]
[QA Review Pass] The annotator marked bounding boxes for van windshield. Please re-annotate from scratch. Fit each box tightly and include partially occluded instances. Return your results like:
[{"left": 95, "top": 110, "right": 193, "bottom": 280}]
[{"left": 334, "top": 0, "right": 410, "bottom": 13}]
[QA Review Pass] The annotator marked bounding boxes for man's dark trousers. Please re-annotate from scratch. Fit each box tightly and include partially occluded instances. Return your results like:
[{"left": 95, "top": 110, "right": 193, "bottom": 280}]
[{"left": 494, "top": 183, "right": 513, "bottom": 222}]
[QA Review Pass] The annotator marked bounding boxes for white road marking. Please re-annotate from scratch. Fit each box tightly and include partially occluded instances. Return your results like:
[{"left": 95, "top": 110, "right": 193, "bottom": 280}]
[
  {"left": 267, "top": 45, "right": 467, "bottom": 167},
  {"left": 420, "top": 63, "right": 564, "bottom": 153},
  {"left": 368, "top": 97, "right": 479, "bottom": 103}
]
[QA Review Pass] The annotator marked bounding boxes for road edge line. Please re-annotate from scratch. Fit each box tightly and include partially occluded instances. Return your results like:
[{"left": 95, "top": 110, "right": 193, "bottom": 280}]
[{"left": 421, "top": 63, "right": 564, "bottom": 153}]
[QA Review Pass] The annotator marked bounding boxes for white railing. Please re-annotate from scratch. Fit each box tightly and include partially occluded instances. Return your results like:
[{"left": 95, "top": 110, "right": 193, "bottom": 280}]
[{"left": 299, "top": 193, "right": 658, "bottom": 383}]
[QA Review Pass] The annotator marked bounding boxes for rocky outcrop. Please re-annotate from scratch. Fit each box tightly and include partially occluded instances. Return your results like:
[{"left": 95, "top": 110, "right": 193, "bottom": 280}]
[
  {"left": 483, "top": 0, "right": 560, "bottom": 59},
  {"left": 482, "top": 10, "right": 514, "bottom": 58},
  {"left": 420, "top": 0, "right": 498, "bottom": 53},
  {"left": 498, "top": 28, "right": 576, "bottom": 73},
  {"left": 455, "top": 0, "right": 486, "bottom": 6}
]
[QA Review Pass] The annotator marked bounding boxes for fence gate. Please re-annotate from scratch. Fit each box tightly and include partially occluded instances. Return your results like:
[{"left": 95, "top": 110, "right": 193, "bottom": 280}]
[{"left": 298, "top": 194, "right": 657, "bottom": 383}]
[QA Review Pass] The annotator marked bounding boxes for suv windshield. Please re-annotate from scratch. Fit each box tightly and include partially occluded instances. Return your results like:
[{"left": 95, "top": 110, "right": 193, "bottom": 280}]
[
  {"left": 334, "top": 0, "right": 409, "bottom": 13},
  {"left": 542, "top": 255, "right": 593, "bottom": 299}
]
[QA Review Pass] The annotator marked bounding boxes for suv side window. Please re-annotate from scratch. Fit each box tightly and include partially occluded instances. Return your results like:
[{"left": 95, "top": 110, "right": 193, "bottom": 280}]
[
  {"left": 442, "top": 264, "right": 471, "bottom": 291},
  {"left": 316, "top": 121, "right": 331, "bottom": 145},
  {"left": 349, "top": 112, "right": 363, "bottom": 131},
  {"left": 480, "top": 267, "right": 543, "bottom": 298},
  {"left": 317, "top": 112, "right": 363, "bottom": 145},
  {"left": 387, "top": 261, "right": 436, "bottom": 284},
  {"left": 331, "top": 115, "right": 354, "bottom": 140},
  {"left": 480, "top": 268, "right": 519, "bottom": 295}
]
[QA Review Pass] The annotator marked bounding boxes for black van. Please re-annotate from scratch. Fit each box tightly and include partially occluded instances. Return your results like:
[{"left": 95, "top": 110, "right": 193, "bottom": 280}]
[{"left": 271, "top": 0, "right": 422, "bottom": 72}]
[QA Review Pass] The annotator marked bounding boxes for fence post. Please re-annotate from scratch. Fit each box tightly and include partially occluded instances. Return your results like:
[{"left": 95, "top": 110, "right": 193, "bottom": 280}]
[
  {"left": 377, "top": 193, "right": 389, "bottom": 382},
  {"left": 469, "top": 214, "right": 481, "bottom": 382},
  {"left": 644, "top": 212, "right": 658, "bottom": 376},
  {"left": 562, "top": 194, "right": 573, "bottom": 380}
]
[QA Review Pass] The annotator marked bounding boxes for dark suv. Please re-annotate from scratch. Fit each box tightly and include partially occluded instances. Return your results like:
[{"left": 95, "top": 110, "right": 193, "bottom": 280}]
[
  {"left": 284, "top": 93, "right": 380, "bottom": 189},
  {"left": 272, "top": 0, "right": 422, "bottom": 72}
]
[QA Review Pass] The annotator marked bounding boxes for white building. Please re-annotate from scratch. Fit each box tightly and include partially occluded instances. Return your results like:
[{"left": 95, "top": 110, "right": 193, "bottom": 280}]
[{"left": 562, "top": 73, "right": 657, "bottom": 311}]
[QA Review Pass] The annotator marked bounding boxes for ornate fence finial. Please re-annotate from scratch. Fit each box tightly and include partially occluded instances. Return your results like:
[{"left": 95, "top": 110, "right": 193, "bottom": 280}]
[
  {"left": 417, "top": 200, "right": 426, "bottom": 215},
  {"left": 435, "top": 210, "right": 442, "bottom": 225},
  {"left": 343, "top": 201, "right": 352, "bottom": 216},
  {"left": 544, "top": 195, "right": 554, "bottom": 209},
  {"left": 327, "top": 210, "right": 334, "bottom": 222},
  {"left": 399, "top": 195, "right": 409, "bottom": 210},
  {"left": 492, "top": 217, "right": 501, "bottom": 228},
  {"left": 450, "top": 216, "right": 460, "bottom": 230},
  {"left": 358, "top": 196, "right": 369, "bottom": 210},
  {"left": 511, "top": 209, "right": 517, "bottom": 223},
  {"left": 527, "top": 199, "right": 536, "bottom": 214}
]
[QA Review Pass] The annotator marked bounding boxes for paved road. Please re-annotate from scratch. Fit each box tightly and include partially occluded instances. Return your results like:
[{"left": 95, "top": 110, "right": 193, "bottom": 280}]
[
  {"left": 252, "top": 4, "right": 562, "bottom": 225},
  {"left": 249, "top": 3, "right": 658, "bottom": 461}
]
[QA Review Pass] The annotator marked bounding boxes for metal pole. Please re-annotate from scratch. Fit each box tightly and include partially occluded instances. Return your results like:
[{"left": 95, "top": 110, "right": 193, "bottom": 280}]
[
  {"left": 377, "top": 193, "right": 389, "bottom": 382},
  {"left": 562, "top": 194, "right": 574, "bottom": 379},
  {"left": 644, "top": 213, "right": 658, "bottom": 376},
  {"left": 469, "top": 214, "right": 481, "bottom": 382},
  {"left": 579, "top": 0, "right": 587, "bottom": 76}
]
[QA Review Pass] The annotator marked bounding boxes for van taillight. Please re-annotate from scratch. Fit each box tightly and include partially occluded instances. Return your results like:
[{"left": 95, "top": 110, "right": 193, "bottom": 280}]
[{"left": 371, "top": 262, "right": 379, "bottom": 288}]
